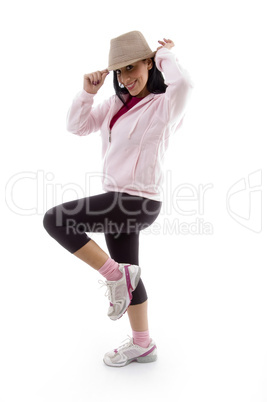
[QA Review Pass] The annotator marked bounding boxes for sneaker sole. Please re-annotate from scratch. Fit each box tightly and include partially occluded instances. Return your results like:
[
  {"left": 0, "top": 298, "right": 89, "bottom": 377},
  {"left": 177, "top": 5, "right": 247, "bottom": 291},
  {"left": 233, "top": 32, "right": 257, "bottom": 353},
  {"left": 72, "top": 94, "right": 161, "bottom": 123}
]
[
  {"left": 103, "top": 350, "right": 158, "bottom": 367},
  {"left": 109, "top": 265, "right": 141, "bottom": 321}
]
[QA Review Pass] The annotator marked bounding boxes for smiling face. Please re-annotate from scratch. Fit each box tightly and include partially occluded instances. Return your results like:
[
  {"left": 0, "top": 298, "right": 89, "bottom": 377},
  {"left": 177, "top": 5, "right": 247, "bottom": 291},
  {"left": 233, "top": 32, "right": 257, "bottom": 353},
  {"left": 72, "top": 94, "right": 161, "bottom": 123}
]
[{"left": 115, "top": 59, "right": 153, "bottom": 98}]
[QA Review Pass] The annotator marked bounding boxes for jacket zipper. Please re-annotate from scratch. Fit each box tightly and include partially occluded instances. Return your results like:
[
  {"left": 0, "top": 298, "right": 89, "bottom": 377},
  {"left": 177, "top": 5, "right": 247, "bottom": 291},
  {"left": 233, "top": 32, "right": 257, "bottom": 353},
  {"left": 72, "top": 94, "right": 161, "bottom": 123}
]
[
  {"left": 108, "top": 95, "right": 153, "bottom": 143},
  {"left": 103, "top": 127, "right": 111, "bottom": 182},
  {"left": 104, "top": 93, "right": 157, "bottom": 185}
]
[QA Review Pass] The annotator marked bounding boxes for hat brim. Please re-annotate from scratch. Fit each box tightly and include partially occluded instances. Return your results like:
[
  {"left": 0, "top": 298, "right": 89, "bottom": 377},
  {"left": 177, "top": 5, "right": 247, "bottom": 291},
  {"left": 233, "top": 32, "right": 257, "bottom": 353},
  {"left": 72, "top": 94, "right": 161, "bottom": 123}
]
[{"left": 108, "top": 51, "right": 157, "bottom": 71}]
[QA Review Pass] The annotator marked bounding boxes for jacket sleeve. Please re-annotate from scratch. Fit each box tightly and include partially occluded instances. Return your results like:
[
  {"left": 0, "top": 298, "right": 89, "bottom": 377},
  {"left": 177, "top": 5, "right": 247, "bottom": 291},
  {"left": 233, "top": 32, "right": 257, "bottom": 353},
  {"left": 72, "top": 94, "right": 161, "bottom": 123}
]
[
  {"left": 155, "top": 47, "right": 194, "bottom": 127},
  {"left": 66, "top": 89, "right": 113, "bottom": 136}
]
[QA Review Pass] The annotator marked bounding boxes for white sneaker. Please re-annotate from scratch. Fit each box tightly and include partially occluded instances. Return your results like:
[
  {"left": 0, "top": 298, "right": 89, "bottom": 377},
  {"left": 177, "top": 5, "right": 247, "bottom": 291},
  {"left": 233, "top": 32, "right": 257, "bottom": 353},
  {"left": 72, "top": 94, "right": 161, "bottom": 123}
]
[
  {"left": 99, "top": 264, "right": 141, "bottom": 320},
  {"left": 103, "top": 337, "right": 157, "bottom": 367}
]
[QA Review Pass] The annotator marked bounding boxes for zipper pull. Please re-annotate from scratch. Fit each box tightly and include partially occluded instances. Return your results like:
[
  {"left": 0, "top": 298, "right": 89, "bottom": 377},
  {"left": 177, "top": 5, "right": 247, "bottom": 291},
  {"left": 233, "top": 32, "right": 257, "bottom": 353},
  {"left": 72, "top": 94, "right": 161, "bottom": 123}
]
[{"left": 109, "top": 130, "right": 111, "bottom": 142}]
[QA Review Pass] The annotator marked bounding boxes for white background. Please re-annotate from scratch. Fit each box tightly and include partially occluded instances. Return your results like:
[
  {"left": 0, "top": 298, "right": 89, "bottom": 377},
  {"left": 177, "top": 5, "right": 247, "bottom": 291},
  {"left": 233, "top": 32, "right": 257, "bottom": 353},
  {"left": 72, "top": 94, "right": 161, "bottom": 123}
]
[{"left": 1, "top": 0, "right": 266, "bottom": 401}]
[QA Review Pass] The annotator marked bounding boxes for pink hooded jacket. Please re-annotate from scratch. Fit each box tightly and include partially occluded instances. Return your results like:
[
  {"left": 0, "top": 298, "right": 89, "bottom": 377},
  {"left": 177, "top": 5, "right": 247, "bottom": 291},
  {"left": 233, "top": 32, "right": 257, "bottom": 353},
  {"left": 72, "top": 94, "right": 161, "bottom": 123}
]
[{"left": 66, "top": 47, "right": 193, "bottom": 201}]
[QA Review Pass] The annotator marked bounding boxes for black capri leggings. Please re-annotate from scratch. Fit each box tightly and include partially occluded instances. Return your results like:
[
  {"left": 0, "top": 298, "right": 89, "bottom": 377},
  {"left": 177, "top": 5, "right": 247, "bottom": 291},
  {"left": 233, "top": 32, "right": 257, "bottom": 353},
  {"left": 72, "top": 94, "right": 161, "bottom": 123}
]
[{"left": 43, "top": 191, "right": 162, "bottom": 305}]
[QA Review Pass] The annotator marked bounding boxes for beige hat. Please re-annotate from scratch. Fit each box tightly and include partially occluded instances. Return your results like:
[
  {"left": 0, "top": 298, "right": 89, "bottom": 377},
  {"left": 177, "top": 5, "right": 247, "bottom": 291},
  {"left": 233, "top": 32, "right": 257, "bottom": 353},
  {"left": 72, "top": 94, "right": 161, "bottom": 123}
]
[{"left": 108, "top": 31, "right": 156, "bottom": 71}]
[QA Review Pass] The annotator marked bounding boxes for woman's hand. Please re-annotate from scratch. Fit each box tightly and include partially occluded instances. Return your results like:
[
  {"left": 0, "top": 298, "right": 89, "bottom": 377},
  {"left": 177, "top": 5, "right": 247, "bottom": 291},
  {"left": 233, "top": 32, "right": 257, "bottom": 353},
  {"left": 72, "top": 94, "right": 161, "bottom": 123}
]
[
  {"left": 157, "top": 38, "right": 175, "bottom": 51},
  {"left": 83, "top": 69, "right": 109, "bottom": 94}
]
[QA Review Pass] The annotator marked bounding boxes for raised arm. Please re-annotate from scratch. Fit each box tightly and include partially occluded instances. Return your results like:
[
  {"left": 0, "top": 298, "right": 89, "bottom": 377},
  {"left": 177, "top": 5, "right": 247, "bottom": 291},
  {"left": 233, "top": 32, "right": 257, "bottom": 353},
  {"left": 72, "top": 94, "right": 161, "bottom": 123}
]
[
  {"left": 155, "top": 38, "right": 193, "bottom": 125},
  {"left": 66, "top": 69, "right": 111, "bottom": 136}
]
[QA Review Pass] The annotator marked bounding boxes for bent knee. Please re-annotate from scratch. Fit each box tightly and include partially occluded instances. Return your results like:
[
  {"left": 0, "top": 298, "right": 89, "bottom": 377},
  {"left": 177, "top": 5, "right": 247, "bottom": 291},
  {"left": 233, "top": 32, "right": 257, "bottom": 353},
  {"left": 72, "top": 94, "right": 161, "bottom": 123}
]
[{"left": 43, "top": 207, "right": 58, "bottom": 234}]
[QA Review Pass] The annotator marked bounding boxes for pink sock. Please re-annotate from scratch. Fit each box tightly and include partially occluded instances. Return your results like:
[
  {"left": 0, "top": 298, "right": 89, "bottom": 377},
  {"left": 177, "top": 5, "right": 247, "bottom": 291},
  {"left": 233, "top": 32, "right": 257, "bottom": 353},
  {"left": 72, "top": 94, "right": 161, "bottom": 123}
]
[
  {"left": 98, "top": 258, "right": 123, "bottom": 281},
  {"left": 132, "top": 330, "right": 151, "bottom": 348}
]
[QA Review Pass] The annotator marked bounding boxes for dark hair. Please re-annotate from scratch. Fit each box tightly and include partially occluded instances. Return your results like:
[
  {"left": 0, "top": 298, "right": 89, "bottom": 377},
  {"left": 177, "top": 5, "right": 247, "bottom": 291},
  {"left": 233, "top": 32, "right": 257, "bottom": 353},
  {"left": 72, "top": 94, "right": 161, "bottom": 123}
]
[{"left": 113, "top": 58, "right": 168, "bottom": 107}]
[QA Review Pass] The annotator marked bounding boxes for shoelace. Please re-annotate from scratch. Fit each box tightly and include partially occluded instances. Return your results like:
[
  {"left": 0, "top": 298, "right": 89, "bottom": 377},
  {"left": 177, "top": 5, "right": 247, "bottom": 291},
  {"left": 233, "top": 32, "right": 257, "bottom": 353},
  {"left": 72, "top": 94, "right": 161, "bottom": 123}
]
[
  {"left": 98, "top": 279, "right": 116, "bottom": 303},
  {"left": 114, "top": 335, "right": 133, "bottom": 353}
]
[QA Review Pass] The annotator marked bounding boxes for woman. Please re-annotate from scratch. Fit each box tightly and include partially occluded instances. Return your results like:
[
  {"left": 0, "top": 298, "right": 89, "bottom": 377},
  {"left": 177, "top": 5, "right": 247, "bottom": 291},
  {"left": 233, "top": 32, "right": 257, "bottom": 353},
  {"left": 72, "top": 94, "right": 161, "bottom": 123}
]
[{"left": 43, "top": 31, "right": 193, "bottom": 367}]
